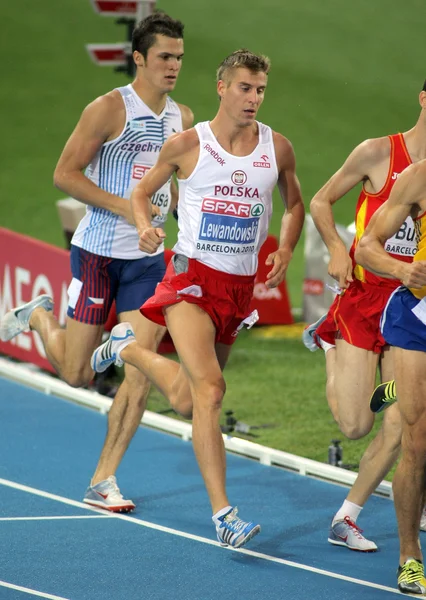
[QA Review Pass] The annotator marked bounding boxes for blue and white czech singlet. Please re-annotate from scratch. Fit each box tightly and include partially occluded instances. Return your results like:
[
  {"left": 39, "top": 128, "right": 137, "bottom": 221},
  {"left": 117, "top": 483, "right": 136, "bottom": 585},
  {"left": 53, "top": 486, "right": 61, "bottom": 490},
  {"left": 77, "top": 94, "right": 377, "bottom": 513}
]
[
  {"left": 174, "top": 121, "right": 278, "bottom": 275},
  {"left": 72, "top": 84, "right": 183, "bottom": 259}
]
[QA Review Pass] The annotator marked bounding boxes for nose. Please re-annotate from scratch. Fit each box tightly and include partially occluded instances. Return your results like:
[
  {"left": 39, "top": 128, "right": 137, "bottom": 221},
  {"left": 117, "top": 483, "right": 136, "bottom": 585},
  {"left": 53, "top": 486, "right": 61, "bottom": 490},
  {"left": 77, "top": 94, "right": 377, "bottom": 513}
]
[
  {"left": 169, "top": 57, "right": 180, "bottom": 71},
  {"left": 248, "top": 89, "right": 259, "bottom": 104}
]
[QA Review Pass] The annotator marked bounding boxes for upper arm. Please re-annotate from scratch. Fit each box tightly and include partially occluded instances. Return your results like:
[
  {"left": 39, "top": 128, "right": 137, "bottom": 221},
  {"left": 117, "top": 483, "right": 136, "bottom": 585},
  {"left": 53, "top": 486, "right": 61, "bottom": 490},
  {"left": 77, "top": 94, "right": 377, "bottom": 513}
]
[
  {"left": 178, "top": 103, "right": 194, "bottom": 131},
  {"left": 54, "top": 95, "right": 120, "bottom": 177},
  {"left": 363, "top": 162, "right": 426, "bottom": 243},
  {"left": 311, "top": 138, "right": 388, "bottom": 206},
  {"left": 273, "top": 133, "right": 303, "bottom": 210},
  {"left": 135, "top": 131, "right": 194, "bottom": 197}
]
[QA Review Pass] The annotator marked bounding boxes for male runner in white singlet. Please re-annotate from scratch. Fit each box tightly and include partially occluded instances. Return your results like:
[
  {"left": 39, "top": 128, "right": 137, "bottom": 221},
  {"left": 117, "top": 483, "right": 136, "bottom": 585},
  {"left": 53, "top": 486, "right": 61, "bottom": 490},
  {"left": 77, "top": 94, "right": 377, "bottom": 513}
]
[
  {"left": 0, "top": 13, "right": 193, "bottom": 511},
  {"left": 90, "top": 49, "right": 305, "bottom": 547}
]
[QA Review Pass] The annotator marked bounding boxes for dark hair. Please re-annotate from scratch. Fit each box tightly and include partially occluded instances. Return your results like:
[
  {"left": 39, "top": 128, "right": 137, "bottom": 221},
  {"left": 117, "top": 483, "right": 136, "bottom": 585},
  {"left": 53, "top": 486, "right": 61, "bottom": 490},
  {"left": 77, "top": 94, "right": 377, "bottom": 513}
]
[
  {"left": 132, "top": 12, "right": 184, "bottom": 57},
  {"left": 216, "top": 49, "right": 271, "bottom": 83},
  {"left": 423, "top": 80, "right": 426, "bottom": 92}
]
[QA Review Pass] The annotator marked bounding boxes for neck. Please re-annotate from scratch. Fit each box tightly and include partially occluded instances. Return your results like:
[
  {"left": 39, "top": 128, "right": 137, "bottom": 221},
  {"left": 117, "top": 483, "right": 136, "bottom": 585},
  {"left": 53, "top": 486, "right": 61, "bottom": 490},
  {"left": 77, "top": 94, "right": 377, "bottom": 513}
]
[
  {"left": 209, "top": 112, "right": 257, "bottom": 144},
  {"left": 131, "top": 79, "right": 168, "bottom": 115},
  {"left": 403, "top": 117, "right": 426, "bottom": 161}
]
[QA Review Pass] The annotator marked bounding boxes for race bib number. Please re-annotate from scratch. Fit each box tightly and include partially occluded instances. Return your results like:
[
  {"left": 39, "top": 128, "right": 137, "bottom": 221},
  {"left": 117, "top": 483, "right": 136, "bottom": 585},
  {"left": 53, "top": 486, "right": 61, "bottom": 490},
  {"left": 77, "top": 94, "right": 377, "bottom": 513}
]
[{"left": 384, "top": 217, "right": 418, "bottom": 258}]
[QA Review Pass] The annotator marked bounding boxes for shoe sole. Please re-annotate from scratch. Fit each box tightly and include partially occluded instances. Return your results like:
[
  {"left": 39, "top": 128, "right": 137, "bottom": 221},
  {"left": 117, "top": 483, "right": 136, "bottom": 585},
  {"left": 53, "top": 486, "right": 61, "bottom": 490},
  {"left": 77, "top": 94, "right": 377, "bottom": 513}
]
[
  {"left": 83, "top": 498, "right": 136, "bottom": 513},
  {"left": 328, "top": 537, "right": 377, "bottom": 552}
]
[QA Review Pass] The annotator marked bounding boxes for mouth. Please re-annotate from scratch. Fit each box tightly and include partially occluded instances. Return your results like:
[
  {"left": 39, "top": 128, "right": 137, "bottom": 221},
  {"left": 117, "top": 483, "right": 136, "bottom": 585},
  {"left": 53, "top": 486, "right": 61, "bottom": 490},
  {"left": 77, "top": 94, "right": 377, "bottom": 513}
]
[
  {"left": 243, "top": 109, "right": 256, "bottom": 117},
  {"left": 165, "top": 75, "right": 177, "bottom": 83}
]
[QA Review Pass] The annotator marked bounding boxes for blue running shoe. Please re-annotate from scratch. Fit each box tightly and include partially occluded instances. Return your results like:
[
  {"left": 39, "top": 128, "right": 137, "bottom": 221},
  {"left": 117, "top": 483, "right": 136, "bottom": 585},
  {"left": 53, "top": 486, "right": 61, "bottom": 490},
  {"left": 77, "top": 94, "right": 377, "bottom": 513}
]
[
  {"left": 0, "top": 294, "right": 53, "bottom": 342},
  {"left": 302, "top": 313, "right": 327, "bottom": 352},
  {"left": 91, "top": 322, "right": 136, "bottom": 373},
  {"left": 215, "top": 507, "right": 261, "bottom": 549}
]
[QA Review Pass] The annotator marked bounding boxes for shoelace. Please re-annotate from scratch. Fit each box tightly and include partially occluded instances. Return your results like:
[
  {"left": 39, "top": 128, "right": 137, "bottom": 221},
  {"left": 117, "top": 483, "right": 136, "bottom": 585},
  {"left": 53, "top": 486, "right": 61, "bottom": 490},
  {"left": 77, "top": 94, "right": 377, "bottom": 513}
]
[
  {"left": 106, "top": 476, "right": 124, "bottom": 498},
  {"left": 223, "top": 508, "right": 247, "bottom": 533},
  {"left": 400, "top": 560, "right": 424, "bottom": 582},
  {"left": 343, "top": 516, "right": 365, "bottom": 539}
]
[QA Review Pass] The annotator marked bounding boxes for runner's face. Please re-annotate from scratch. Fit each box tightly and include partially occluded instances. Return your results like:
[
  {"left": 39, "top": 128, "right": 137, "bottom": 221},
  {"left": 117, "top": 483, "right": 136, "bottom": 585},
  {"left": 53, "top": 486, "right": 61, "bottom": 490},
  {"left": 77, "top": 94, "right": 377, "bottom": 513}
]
[
  {"left": 218, "top": 67, "right": 267, "bottom": 126},
  {"left": 138, "top": 35, "right": 184, "bottom": 93}
]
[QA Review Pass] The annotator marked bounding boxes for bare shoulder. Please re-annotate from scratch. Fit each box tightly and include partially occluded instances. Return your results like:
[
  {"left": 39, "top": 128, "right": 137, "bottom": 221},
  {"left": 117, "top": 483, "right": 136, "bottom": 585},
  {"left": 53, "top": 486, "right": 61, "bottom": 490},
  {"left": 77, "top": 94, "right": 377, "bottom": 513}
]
[
  {"left": 350, "top": 136, "right": 391, "bottom": 164},
  {"left": 162, "top": 127, "right": 199, "bottom": 159},
  {"left": 79, "top": 89, "right": 124, "bottom": 133},
  {"left": 271, "top": 131, "right": 296, "bottom": 167},
  {"left": 176, "top": 102, "right": 194, "bottom": 130}
]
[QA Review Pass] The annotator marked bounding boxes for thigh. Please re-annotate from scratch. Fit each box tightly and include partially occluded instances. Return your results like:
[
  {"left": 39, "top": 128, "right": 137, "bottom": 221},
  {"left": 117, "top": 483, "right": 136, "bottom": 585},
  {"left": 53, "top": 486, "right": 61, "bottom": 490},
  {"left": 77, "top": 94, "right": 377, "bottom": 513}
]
[
  {"left": 165, "top": 301, "right": 223, "bottom": 387},
  {"left": 393, "top": 347, "right": 426, "bottom": 428},
  {"left": 334, "top": 338, "right": 379, "bottom": 424},
  {"left": 63, "top": 316, "right": 104, "bottom": 372}
]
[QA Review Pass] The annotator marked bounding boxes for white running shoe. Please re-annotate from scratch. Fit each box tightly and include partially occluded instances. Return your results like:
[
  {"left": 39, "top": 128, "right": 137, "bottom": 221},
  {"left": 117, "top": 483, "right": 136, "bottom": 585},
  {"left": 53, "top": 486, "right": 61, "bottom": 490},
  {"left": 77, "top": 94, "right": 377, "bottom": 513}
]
[
  {"left": 328, "top": 516, "right": 378, "bottom": 552},
  {"left": 420, "top": 506, "right": 426, "bottom": 532},
  {"left": 83, "top": 476, "right": 135, "bottom": 513},
  {"left": 302, "top": 313, "right": 327, "bottom": 352},
  {"left": 91, "top": 322, "right": 136, "bottom": 373},
  {"left": 0, "top": 294, "right": 54, "bottom": 342}
]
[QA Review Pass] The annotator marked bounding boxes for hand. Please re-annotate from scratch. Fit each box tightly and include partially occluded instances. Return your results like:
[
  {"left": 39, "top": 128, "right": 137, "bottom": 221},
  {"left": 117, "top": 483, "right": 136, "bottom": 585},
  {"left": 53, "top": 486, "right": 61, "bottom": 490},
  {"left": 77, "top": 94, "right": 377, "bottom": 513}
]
[
  {"left": 265, "top": 247, "right": 292, "bottom": 288},
  {"left": 138, "top": 227, "right": 166, "bottom": 254},
  {"left": 400, "top": 261, "right": 426, "bottom": 289},
  {"left": 328, "top": 245, "right": 353, "bottom": 289}
]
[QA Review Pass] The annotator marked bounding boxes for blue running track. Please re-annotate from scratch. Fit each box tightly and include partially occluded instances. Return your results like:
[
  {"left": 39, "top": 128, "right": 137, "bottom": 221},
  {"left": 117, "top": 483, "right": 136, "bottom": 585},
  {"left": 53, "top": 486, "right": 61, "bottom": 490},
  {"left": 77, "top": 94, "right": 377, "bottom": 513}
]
[{"left": 0, "top": 377, "right": 410, "bottom": 599}]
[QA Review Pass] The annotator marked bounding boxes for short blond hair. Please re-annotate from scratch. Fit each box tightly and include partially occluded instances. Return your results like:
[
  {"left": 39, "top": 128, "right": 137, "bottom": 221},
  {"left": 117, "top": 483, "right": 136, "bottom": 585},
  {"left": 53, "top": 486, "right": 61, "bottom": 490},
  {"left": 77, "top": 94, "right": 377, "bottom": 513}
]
[{"left": 216, "top": 49, "right": 271, "bottom": 83}]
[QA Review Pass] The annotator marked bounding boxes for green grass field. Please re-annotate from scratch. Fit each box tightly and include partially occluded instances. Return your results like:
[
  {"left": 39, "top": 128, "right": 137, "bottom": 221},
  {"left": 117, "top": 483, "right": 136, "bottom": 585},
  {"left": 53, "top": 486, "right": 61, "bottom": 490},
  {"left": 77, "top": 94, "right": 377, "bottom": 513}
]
[{"left": 1, "top": 0, "right": 424, "bottom": 476}]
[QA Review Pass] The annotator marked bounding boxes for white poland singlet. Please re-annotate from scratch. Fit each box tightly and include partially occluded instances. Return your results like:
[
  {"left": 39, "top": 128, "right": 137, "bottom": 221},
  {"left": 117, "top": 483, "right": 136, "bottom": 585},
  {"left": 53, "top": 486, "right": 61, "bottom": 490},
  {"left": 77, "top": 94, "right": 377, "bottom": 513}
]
[
  {"left": 173, "top": 121, "right": 279, "bottom": 275},
  {"left": 71, "top": 84, "right": 183, "bottom": 260}
]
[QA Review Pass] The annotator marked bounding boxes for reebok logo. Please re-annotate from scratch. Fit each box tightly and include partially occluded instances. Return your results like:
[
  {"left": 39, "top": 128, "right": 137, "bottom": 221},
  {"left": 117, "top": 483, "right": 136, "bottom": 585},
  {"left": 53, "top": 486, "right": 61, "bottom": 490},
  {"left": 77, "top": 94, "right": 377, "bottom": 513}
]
[{"left": 204, "top": 143, "right": 225, "bottom": 166}]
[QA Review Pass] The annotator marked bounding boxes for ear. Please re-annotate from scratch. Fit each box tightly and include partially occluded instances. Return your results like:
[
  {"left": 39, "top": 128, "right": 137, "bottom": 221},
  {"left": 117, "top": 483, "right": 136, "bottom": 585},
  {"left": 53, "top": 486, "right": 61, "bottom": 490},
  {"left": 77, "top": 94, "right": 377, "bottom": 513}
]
[
  {"left": 133, "top": 50, "right": 145, "bottom": 68},
  {"left": 217, "top": 80, "right": 226, "bottom": 99},
  {"left": 420, "top": 91, "right": 426, "bottom": 109}
]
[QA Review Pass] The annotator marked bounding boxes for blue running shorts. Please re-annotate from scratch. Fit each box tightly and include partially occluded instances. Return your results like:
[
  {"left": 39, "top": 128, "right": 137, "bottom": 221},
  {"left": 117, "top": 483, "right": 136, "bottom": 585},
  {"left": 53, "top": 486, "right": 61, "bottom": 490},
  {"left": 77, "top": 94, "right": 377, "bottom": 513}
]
[
  {"left": 67, "top": 245, "right": 166, "bottom": 325},
  {"left": 380, "top": 286, "right": 426, "bottom": 352}
]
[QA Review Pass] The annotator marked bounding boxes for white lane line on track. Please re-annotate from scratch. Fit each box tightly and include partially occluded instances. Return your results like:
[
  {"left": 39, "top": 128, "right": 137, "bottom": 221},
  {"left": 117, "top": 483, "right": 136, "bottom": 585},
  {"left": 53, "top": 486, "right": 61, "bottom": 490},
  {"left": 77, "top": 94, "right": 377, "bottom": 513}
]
[
  {"left": 0, "top": 580, "right": 70, "bottom": 600},
  {"left": 0, "top": 476, "right": 401, "bottom": 596},
  {"left": 0, "top": 515, "right": 113, "bottom": 522}
]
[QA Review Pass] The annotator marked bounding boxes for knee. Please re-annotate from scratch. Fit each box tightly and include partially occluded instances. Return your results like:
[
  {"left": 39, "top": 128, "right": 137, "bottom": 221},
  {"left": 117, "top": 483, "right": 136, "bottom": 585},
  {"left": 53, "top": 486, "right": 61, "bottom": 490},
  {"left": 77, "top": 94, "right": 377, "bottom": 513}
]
[
  {"left": 63, "top": 366, "right": 93, "bottom": 388},
  {"left": 170, "top": 394, "right": 193, "bottom": 420},
  {"left": 194, "top": 378, "right": 226, "bottom": 411},
  {"left": 338, "top": 420, "right": 373, "bottom": 440},
  {"left": 403, "top": 430, "right": 426, "bottom": 461}
]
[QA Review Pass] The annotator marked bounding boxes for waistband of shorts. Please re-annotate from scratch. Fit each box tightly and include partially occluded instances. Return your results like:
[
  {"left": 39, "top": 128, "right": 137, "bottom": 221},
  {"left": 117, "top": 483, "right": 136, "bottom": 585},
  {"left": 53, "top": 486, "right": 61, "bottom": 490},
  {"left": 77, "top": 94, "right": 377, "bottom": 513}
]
[
  {"left": 191, "top": 258, "right": 256, "bottom": 284},
  {"left": 352, "top": 277, "right": 400, "bottom": 293}
]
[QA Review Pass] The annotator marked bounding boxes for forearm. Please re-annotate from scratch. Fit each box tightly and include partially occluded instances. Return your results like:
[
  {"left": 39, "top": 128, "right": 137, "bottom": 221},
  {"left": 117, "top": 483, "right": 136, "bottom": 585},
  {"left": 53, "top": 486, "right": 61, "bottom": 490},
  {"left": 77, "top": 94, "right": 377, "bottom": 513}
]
[
  {"left": 54, "top": 171, "right": 129, "bottom": 218},
  {"left": 310, "top": 196, "right": 346, "bottom": 252},
  {"left": 130, "top": 186, "right": 153, "bottom": 233},
  {"left": 279, "top": 201, "right": 305, "bottom": 252},
  {"left": 356, "top": 238, "right": 406, "bottom": 280}
]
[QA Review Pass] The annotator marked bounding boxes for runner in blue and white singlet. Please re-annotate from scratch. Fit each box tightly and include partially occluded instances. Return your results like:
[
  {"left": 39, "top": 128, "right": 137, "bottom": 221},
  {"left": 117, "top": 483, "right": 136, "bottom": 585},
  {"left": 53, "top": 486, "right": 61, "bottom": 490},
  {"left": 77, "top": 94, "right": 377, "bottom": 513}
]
[
  {"left": 72, "top": 84, "right": 183, "bottom": 260},
  {"left": 175, "top": 120, "right": 278, "bottom": 275},
  {"left": 0, "top": 14, "right": 194, "bottom": 514}
]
